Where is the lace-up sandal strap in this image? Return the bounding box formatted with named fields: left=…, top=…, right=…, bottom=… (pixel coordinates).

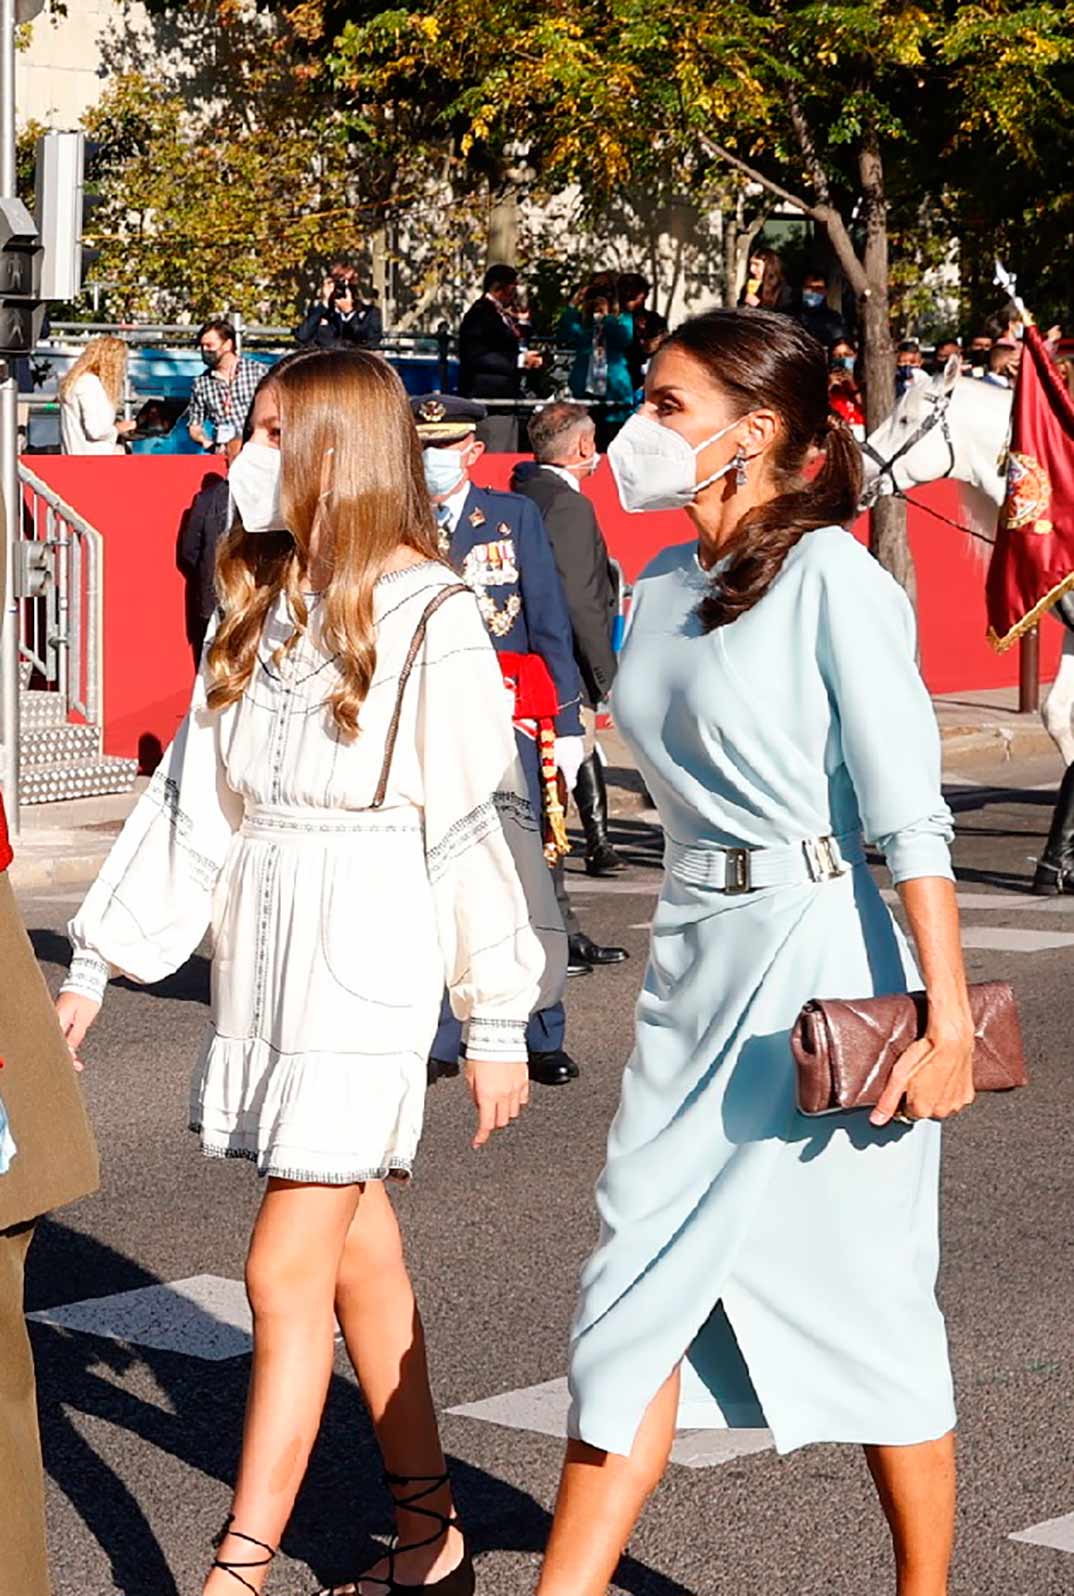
left=382, top=1471, right=458, bottom=1554
left=212, top=1516, right=278, bottom=1595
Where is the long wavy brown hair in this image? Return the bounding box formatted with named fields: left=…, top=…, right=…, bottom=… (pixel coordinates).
left=660, top=310, right=862, bottom=631
left=59, top=335, right=128, bottom=405
left=206, top=349, right=442, bottom=737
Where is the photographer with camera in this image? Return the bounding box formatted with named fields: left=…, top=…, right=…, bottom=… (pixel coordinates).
left=295, top=266, right=383, bottom=351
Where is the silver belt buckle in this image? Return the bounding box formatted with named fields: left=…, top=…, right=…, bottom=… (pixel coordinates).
left=803, top=835, right=845, bottom=883
left=723, top=847, right=752, bottom=894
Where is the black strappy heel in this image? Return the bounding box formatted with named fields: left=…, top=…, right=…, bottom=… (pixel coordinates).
left=212, top=1516, right=278, bottom=1594
left=317, top=1471, right=475, bottom=1596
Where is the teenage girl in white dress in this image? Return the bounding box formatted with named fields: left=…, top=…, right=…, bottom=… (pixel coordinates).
left=56, top=349, right=565, bottom=1595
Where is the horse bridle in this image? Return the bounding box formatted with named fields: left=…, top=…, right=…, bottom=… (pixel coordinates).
left=860, top=388, right=957, bottom=506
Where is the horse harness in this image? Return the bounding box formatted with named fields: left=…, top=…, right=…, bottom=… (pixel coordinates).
left=860, top=387, right=957, bottom=496
left=861, top=386, right=998, bottom=549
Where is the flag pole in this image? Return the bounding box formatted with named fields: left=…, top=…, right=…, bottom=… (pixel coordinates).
left=994, top=260, right=1041, bottom=713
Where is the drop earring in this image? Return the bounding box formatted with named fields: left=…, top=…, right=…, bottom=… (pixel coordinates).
left=734, top=448, right=749, bottom=488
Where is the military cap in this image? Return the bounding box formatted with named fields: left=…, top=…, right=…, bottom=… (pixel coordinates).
left=411, top=392, right=487, bottom=442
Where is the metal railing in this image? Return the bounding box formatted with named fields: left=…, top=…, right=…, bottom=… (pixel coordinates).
left=16, top=462, right=103, bottom=737
left=45, top=319, right=450, bottom=359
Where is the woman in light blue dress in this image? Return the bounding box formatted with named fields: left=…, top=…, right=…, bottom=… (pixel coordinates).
left=537, top=310, right=975, bottom=1596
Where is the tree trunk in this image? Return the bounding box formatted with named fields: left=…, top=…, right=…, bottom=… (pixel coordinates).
left=859, top=135, right=915, bottom=608
left=487, top=183, right=519, bottom=265
left=369, top=225, right=389, bottom=320
left=724, top=187, right=769, bottom=305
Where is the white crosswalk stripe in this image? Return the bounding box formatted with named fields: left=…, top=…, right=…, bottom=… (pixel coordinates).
left=960, top=926, right=1074, bottom=952
left=28, top=1274, right=255, bottom=1360
left=609, top=885, right=1074, bottom=945
left=1010, top=1512, right=1074, bottom=1554
left=446, top=1377, right=775, bottom=1469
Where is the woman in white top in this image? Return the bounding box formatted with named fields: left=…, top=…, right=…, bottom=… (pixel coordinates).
left=56, top=349, right=565, bottom=1596
left=59, top=335, right=136, bottom=455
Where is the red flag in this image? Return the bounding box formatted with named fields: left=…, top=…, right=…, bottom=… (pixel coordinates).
left=987, top=325, right=1074, bottom=650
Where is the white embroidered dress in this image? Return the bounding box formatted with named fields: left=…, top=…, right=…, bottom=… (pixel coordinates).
left=63, top=563, right=565, bottom=1182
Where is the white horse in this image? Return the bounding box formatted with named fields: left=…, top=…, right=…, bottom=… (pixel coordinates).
left=863, top=358, right=1074, bottom=764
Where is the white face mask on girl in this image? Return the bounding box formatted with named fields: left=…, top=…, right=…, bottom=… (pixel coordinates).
left=228, top=441, right=288, bottom=533
left=608, top=413, right=741, bottom=513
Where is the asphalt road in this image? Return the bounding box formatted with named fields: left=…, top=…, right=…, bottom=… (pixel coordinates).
left=15, top=751, right=1074, bottom=1596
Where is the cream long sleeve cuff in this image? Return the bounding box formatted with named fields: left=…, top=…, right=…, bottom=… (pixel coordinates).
left=60, top=948, right=112, bottom=1005
left=463, top=1016, right=528, bottom=1059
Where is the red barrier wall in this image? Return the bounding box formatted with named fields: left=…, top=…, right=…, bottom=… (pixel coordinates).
left=25, top=456, right=225, bottom=764
left=22, top=455, right=1060, bottom=765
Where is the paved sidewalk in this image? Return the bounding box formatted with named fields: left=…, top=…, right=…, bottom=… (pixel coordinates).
left=9, top=780, right=148, bottom=892
left=7, top=688, right=1063, bottom=891
left=932, top=684, right=1059, bottom=769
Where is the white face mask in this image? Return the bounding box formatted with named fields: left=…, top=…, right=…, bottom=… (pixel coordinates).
left=228, top=441, right=288, bottom=533
left=608, top=412, right=741, bottom=513
left=423, top=445, right=470, bottom=498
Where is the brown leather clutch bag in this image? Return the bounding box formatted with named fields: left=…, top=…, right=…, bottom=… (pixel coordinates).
left=791, top=981, right=1027, bottom=1116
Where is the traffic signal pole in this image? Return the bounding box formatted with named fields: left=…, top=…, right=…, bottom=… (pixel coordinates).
left=0, top=0, right=19, bottom=832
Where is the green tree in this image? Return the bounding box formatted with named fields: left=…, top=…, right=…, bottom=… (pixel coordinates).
left=76, top=0, right=379, bottom=323
left=79, top=1, right=498, bottom=326
left=329, top=0, right=1074, bottom=593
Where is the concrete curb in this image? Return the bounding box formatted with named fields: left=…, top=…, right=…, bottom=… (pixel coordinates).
left=937, top=722, right=1057, bottom=771
left=9, top=844, right=116, bottom=891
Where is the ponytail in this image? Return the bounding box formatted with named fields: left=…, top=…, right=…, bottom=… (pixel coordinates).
left=696, top=416, right=863, bottom=633
left=658, top=309, right=864, bottom=634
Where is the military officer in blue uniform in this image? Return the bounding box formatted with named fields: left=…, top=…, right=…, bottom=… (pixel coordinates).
left=413, top=392, right=620, bottom=1085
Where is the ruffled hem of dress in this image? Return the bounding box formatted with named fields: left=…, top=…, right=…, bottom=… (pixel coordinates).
left=188, top=1123, right=414, bottom=1184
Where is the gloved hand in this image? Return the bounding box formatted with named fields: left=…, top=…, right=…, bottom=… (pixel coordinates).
left=554, top=735, right=585, bottom=795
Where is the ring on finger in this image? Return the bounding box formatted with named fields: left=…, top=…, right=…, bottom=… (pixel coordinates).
left=893, top=1111, right=915, bottom=1125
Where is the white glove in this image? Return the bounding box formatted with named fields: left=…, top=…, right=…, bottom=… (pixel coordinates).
left=554, top=735, right=585, bottom=795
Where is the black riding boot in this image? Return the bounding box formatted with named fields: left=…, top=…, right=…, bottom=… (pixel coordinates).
left=574, top=752, right=624, bottom=876
left=1033, top=761, right=1074, bottom=894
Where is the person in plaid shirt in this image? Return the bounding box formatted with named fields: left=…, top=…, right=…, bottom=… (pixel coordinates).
left=188, top=319, right=263, bottom=455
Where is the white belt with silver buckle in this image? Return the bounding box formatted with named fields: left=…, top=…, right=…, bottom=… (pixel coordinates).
left=665, top=830, right=865, bottom=893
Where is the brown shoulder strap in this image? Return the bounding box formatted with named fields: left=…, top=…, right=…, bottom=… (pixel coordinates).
left=371, top=582, right=471, bottom=809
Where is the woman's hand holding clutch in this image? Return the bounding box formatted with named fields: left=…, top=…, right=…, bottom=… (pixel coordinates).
left=870, top=1010, right=975, bottom=1126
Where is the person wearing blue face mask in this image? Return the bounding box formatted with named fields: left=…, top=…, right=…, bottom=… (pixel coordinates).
left=828, top=338, right=865, bottom=438
left=410, top=392, right=618, bottom=1087
left=895, top=339, right=926, bottom=399
left=796, top=269, right=847, bottom=351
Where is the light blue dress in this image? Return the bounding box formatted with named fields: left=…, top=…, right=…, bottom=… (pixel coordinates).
left=568, top=527, right=958, bottom=1457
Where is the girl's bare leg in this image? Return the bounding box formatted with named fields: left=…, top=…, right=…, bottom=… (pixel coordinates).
left=331, top=1181, right=464, bottom=1592
left=203, top=1178, right=363, bottom=1596
left=865, top=1433, right=957, bottom=1596
left=536, top=1367, right=680, bottom=1596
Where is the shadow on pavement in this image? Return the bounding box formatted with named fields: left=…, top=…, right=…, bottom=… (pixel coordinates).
left=28, top=1222, right=687, bottom=1596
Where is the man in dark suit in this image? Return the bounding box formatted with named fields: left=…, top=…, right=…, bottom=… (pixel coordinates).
left=458, top=264, right=543, bottom=452
left=178, top=470, right=230, bottom=668
left=512, top=402, right=626, bottom=893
